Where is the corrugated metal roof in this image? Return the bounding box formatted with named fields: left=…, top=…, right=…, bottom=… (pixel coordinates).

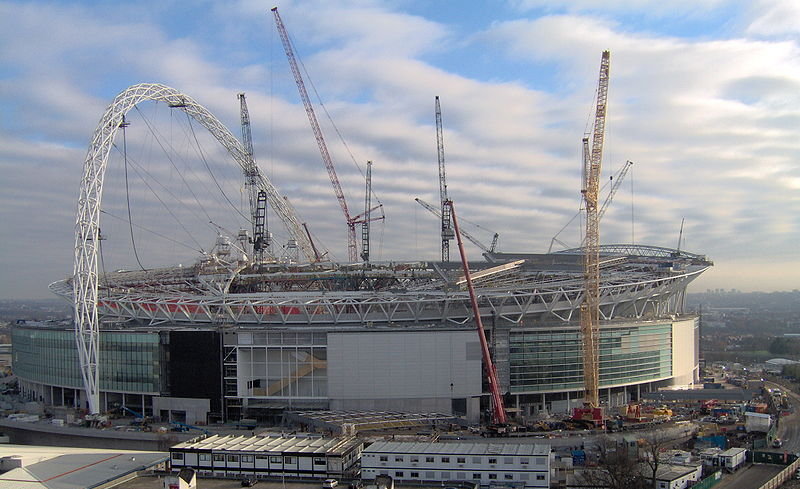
left=173, top=434, right=361, bottom=455
left=363, top=441, right=550, bottom=456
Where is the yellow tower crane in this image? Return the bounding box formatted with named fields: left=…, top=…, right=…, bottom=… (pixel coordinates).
left=580, top=50, right=611, bottom=411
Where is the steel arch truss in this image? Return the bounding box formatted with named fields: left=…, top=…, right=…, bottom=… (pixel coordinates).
left=73, top=83, right=315, bottom=413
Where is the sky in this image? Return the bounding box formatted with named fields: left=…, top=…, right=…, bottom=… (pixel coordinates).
left=1, top=0, right=799, bottom=299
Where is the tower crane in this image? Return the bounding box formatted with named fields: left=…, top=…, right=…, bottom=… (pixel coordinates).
left=547, top=159, right=632, bottom=253
left=435, top=96, right=455, bottom=261
left=598, top=160, right=632, bottom=220
left=579, top=50, right=610, bottom=412
left=361, top=161, right=372, bottom=262
left=415, top=198, right=498, bottom=256
left=271, top=7, right=360, bottom=262
left=238, top=93, right=269, bottom=262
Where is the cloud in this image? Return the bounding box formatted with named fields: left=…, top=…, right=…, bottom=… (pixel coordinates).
left=0, top=0, right=799, bottom=298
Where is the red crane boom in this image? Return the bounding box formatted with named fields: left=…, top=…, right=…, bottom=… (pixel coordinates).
left=271, top=7, right=358, bottom=262
left=448, top=200, right=507, bottom=425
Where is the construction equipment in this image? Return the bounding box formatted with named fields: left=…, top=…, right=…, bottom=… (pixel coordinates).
left=415, top=198, right=498, bottom=256
left=238, top=93, right=270, bottom=262
left=548, top=159, right=631, bottom=253
left=272, top=7, right=361, bottom=262
left=171, top=420, right=211, bottom=435
left=435, top=97, right=454, bottom=261
left=578, top=50, right=610, bottom=413
left=361, top=161, right=372, bottom=262
left=448, top=200, right=508, bottom=431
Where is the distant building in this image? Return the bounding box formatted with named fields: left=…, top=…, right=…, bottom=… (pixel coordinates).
left=361, top=440, right=550, bottom=488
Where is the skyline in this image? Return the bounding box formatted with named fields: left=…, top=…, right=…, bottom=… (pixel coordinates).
left=1, top=0, right=799, bottom=299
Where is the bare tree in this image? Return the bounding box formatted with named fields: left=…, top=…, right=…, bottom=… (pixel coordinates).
left=579, top=436, right=649, bottom=489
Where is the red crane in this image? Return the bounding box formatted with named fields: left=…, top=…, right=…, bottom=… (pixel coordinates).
left=271, top=7, right=358, bottom=262
left=448, top=200, right=507, bottom=426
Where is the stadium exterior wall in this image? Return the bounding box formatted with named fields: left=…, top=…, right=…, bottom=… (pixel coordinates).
left=12, top=316, right=698, bottom=422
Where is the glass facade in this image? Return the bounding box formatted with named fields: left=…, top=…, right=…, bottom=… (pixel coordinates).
left=509, top=323, right=673, bottom=393
left=234, top=331, right=328, bottom=399
left=12, top=327, right=161, bottom=394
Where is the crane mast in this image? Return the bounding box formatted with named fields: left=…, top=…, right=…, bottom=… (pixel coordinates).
left=238, top=93, right=269, bottom=262
left=361, top=161, right=372, bottom=262
left=435, top=97, right=454, bottom=262
left=271, top=7, right=358, bottom=262
left=448, top=200, right=507, bottom=426
left=581, top=50, right=610, bottom=409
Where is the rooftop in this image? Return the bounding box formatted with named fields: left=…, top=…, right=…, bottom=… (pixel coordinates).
left=172, top=434, right=362, bottom=455
left=364, top=440, right=550, bottom=457
left=0, top=445, right=166, bottom=489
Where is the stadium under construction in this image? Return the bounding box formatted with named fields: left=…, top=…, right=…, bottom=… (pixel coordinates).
left=13, top=39, right=712, bottom=427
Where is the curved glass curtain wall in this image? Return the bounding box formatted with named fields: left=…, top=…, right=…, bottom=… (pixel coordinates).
left=508, top=323, right=673, bottom=393
left=12, top=327, right=161, bottom=394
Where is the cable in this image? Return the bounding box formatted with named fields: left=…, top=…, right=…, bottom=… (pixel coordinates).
left=110, top=142, right=207, bottom=253
left=184, top=112, right=250, bottom=223
left=134, top=106, right=216, bottom=226
left=100, top=210, right=204, bottom=254
left=121, top=116, right=147, bottom=271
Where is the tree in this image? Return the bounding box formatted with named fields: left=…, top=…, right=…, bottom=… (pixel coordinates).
left=580, top=436, right=649, bottom=489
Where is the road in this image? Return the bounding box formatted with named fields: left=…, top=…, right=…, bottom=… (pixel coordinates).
left=712, top=464, right=783, bottom=489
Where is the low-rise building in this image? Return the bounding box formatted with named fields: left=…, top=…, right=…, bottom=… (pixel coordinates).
left=169, top=434, right=363, bottom=479
left=362, top=441, right=550, bottom=489
left=654, top=463, right=702, bottom=489
left=718, top=447, right=747, bottom=471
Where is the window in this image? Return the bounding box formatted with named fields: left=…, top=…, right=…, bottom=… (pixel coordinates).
left=380, top=456, right=388, bottom=462
left=442, top=457, right=450, bottom=463
left=519, top=473, right=529, bottom=481
left=213, top=454, right=225, bottom=462
left=504, top=474, right=514, bottom=480
left=270, top=456, right=281, bottom=463
left=535, top=458, right=545, bottom=465
left=242, top=455, right=254, bottom=463
left=395, top=456, right=404, bottom=462
left=425, top=472, right=435, bottom=479
left=472, top=457, right=482, bottom=463
left=441, top=472, right=450, bottom=480
left=488, top=458, right=497, bottom=464
left=488, top=474, right=497, bottom=480
left=426, top=457, right=435, bottom=463
left=284, top=457, right=294, bottom=464
left=256, top=455, right=269, bottom=460
left=228, top=455, right=239, bottom=463
left=536, top=475, right=545, bottom=480
left=472, top=474, right=481, bottom=479
left=504, top=457, right=513, bottom=464
left=411, top=456, right=419, bottom=462
left=457, top=473, right=466, bottom=480
left=199, top=454, right=211, bottom=462
left=171, top=452, right=184, bottom=460
left=314, top=458, right=326, bottom=466
left=457, top=457, right=466, bottom=464
left=410, top=472, right=419, bottom=478
left=395, top=472, right=404, bottom=477
left=520, top=458, right=529, bottom=465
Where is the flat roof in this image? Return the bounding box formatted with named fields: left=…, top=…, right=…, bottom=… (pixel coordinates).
left=719, top=447, right=747, bottom=457
left=364, top=440, right=550, bottom=457
left=172, top=434, right=362, bottom=455
left=656, top=464, right=700, bottom=481
left=0, top=445, right=166, bottom=489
